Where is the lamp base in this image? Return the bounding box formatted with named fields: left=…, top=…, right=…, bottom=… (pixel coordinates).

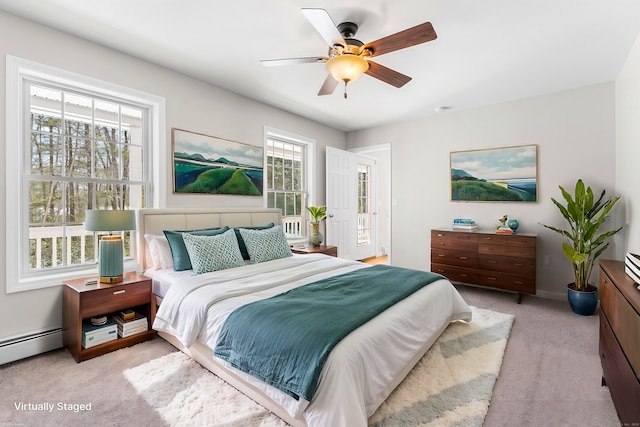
left=98, top=236, right=124, bottom=283
left=99, top=275, right=124, bottom=284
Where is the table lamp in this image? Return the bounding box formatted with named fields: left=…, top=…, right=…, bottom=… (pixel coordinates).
left=85, top=210, right=136, bottom=283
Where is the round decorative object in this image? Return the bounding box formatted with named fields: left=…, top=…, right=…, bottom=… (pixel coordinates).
left=567, top=283, right=598, bottom=316
left=309, top=223, right=323, bottom=247
left=507, top=219, right=519, bottom=232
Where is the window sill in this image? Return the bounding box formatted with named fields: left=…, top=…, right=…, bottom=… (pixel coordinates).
left=7, top=260, right=141, bottom=293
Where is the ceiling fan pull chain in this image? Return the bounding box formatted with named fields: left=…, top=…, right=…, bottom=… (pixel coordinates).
left=344, top=81, right=348, bottom=99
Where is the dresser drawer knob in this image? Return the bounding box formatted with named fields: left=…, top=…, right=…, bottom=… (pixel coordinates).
left=487, top=260, right=497, bottom=264
left=487, top=277, right=497, bottom=281
left=438, top=254, right=446, bottom=257
left=437, top=233, right=443, bottom=237
left=515, top=281, right=524, bottom=284
left=113, top=290, right=126, bottom=295
left=459, top=256, right=468, bottom=260
left=515, top=263, right=524, bottom=267
left=460, top=274, right=468, bottom=277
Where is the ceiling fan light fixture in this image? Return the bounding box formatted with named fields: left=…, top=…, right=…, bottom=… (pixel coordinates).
left=325, top=54, right=369, bottom=83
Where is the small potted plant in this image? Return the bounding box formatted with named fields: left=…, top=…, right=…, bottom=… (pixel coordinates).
left=306, top=206, right=327, bottom=246
left=541, top=179, right=622, bottom=315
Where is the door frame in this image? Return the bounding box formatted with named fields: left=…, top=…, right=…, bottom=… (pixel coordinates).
left=349, top=143, right=392, bottom=264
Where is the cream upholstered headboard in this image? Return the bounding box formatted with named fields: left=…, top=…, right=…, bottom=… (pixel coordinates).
left=135, top=208, right=282, bottom=270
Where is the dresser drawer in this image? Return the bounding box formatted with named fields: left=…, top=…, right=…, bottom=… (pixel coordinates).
left=478, top=242, right=535, bottom=258
left=475, top=270, right=535, bottom=294
left=431, top=263, right=479, bottom=284
left=477, top=233, right=536, bottom=248
left=431, top=249, right=477, bottom=268
left=600, top=311, right=640, bottom=423
left=599, top=271, right=640, bottom=379
left=431, top=230, right=478, bottom=252
left=80, top=281, right=151, bottom=318
left=478, top=253, right=535, bottom=276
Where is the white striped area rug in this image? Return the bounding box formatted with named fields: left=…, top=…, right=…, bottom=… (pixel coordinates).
left=124, top=307, right=514, bottom=427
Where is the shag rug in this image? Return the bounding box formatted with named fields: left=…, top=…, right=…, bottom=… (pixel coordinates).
left=124, top=307, right=514, bottom=427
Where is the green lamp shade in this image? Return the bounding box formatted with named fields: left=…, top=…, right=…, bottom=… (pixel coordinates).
left=85, top=210, right=136, bottom=232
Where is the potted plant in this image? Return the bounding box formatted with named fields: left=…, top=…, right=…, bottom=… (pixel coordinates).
left=306, top=206, right=327, bottom=246
left=541, top=179, right=622, bottom=315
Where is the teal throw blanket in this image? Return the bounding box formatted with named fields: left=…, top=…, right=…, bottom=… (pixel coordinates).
left=214, top=264, right=444, bottom=401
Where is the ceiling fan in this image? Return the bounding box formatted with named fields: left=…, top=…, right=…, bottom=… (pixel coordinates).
left=261, top=8, right=437, bottom=98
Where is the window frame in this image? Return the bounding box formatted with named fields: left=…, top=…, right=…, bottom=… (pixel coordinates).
left=263, top=127, right=315, bottom=239
left=6, top=56, right=166, bottom=293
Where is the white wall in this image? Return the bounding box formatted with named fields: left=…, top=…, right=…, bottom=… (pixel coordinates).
left=615, top=33, right=640, bottom=257
left=0, top=11, right=346, bottom=341
left=347, top=83, right=618, bottom=299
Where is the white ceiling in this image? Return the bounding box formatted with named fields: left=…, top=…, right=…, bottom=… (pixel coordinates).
left=2, top=0, right=640, bottom=132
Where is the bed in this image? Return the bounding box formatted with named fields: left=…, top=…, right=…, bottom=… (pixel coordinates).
left=135, top=208, right=472, bottom=427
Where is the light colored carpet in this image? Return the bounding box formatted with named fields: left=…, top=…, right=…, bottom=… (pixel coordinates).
left=123, top=307, right=514, bottom=427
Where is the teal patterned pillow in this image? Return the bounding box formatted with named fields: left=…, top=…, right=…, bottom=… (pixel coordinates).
left=234, top=223, right=275, bottom=260
left=182, top=229, right=245, bottom=274
left=164, top=226, right=229, bottom=271
left=239, top=225, right=292, bottom=264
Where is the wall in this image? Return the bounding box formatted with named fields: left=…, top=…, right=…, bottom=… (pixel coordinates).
left=347, top=83, right=618, bottom=299
left=0, top=11, right=346, bottom=341
left=615, top=32, right=640, bottom=257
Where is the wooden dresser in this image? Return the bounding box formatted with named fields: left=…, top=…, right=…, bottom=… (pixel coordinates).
left=598, top=260, right=640, bottom=424
left=430, top=228, right=536, bottom=301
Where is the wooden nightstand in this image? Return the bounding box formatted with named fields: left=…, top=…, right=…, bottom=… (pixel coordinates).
left=291, top=245, right=338, bottom=257
left=62, top=272, right=156, bottom=362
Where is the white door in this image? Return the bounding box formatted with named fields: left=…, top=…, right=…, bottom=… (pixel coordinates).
left=325, top=147, right=378, bottom=260
left=325, top=147, right=357, bottom=259
left=353, top=157, right=377, bottom=261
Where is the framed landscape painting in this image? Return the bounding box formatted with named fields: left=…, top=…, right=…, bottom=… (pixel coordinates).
left=450, top=144, right=538, bottom=202
left=172, top=128, right=263, bottom=195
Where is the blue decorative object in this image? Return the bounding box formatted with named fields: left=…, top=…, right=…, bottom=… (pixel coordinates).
left=507, top=219, right=519, bottom=232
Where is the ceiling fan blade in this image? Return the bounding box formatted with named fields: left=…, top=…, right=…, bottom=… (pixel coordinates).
left=261, top=57, right=326, bottom=66
left=318, top=74, right=339, bottom=96
left=365, top=61, right=412, bottom=88
left=302, top=8, right=346, bottom=47
left=364, top=22, right=437, bottom=58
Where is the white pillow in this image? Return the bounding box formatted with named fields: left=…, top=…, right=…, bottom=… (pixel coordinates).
left=144, top=234, right=174, bottom=270
left=182, top=229, right=245, bottom=274
left=238, top=225, right=292, bottom=264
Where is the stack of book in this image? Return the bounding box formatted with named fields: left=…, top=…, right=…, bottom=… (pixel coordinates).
left=496, top=227, right=513, bottom=235
left=112, top=311, right=148, bottom=338
left=452, top=218, right=478, bottom=231
left=82, top=320, right=117, bottom=349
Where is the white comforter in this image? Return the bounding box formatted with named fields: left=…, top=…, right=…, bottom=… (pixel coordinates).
left=153, top=254, right=472, bottom=427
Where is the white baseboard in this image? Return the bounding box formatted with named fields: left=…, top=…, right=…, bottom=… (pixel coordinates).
left=0, top=328, right=63, bottom=365
left=535, top=289, right=566, bottom=301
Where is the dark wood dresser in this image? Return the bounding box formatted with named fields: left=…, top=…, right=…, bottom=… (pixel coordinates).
left=430, top=228, right=536, bottom=301
left=598, top=259, right=640, bottom=424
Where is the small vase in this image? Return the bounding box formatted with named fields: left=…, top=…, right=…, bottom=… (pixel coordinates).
left=507, top=219, right=519, bottom=233
left=309, top=223, right=323, bottom=246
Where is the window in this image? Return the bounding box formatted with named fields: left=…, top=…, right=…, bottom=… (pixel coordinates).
left=6, top=56, right=165, bottom=292
left=357, top=163, right=372, bottom=246
left=264, top=128, right=314, bottom=239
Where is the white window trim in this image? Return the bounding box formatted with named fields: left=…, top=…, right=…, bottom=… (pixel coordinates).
left=263, top=126, right=316, bottom=204
left=5, top=55, right=166, bottom=293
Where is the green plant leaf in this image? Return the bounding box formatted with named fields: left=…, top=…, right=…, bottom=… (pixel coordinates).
left=542, top=179, right=622, bottom=288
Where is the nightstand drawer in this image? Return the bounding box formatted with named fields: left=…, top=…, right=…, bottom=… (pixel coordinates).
left=80, top=281, right=151, bottom=318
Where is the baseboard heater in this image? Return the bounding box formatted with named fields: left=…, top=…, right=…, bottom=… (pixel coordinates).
left=0, top=328, right=63, bottom=365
